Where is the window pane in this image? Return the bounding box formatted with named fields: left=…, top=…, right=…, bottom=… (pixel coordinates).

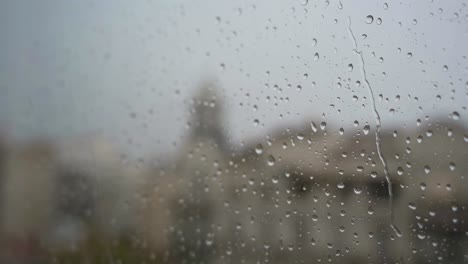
left=1, top=1, right=467, bottom=263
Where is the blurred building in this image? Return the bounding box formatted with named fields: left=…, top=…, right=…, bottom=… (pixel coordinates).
left=0, top=137, right=143, bottom=263
left=0, top=83, right=466, bottom=264
left=140, top=83, right=468, bottom=264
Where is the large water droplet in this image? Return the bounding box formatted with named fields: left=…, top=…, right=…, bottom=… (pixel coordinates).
left=365, top=15, right=374, bottom=24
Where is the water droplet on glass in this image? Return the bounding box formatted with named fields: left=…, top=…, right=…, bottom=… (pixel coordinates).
left=320, top=121, right=327, bottom=130
left=255, top=144, right=264, bottom=155
left=365, top=15, right=374, bottom=24
left=353, top=187, right=362, bottom=194
left=347, top=63, right=354, bottom=72
left=310, top=121, right=318, bottom=132
left=363, top=125, right=370, bottom=135
left=267, top=155, right=276, bottom=166
left=449, top=162, right=456, bottom=171
left=424, top=165, right=431, bottom=174
left=314, top=52, right=320, bottom=61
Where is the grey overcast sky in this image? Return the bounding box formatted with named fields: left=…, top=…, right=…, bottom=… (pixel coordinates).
left=0, top=0, right=467, bottom=158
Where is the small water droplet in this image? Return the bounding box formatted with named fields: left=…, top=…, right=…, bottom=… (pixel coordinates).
left=310, top=121, right=318, bottom=132
left=320, top=121, right=327, bottom=130
left=255, top=144, right=263, bottom=155
left=267, top=155, right=276, bottom=166
left=424, top=165, right=431, bottom=174
left=449, top=162, right=456, bottom=171
left=363, top=125, right=370, bottom=135
left=353, top=187, right=362, bottom=194
left=314, top=52, right=320, bottom=61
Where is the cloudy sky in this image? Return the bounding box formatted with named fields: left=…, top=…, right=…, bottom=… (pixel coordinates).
left=1, top=0, right=467, bottom=158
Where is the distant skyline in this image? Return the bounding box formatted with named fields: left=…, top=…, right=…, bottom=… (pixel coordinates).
left=1, top=0, right=467, bottom=158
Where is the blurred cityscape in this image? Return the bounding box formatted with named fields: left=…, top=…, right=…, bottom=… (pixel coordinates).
left=0, top=83, right=467, bottom=264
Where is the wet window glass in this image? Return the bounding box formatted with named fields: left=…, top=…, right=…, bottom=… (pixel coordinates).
left=1, top=1, right=467, bottom=263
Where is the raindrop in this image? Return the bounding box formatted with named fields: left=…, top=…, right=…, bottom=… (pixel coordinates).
left=424, top=165, right=431, bottom=174
left=255, top=144, right=264, bottom=155
left=365, top=15, right=374, bottom=24
left=420, top=182, right=426, bottom=191
left=297, top=133, right=305, bottom=140
left=314, top=52, right=320, bottom=61
left=417, top=233, right=426, bottom=240
left=310, top=121, right=318, bottom=132
left=267, top=155, right=276, bottom=166
left=347, top=63, right=354, bottom=72
left=353, top=187, right=362, bottom=194
left=449, top=162, right=456, bottom=171
left=363, top=125, right=370, bottom=135
left=443, top=65, right=448, bottom=71
left=320, top=121, right=327, bottom=130
left=272, top=176, right=279, bottom=184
